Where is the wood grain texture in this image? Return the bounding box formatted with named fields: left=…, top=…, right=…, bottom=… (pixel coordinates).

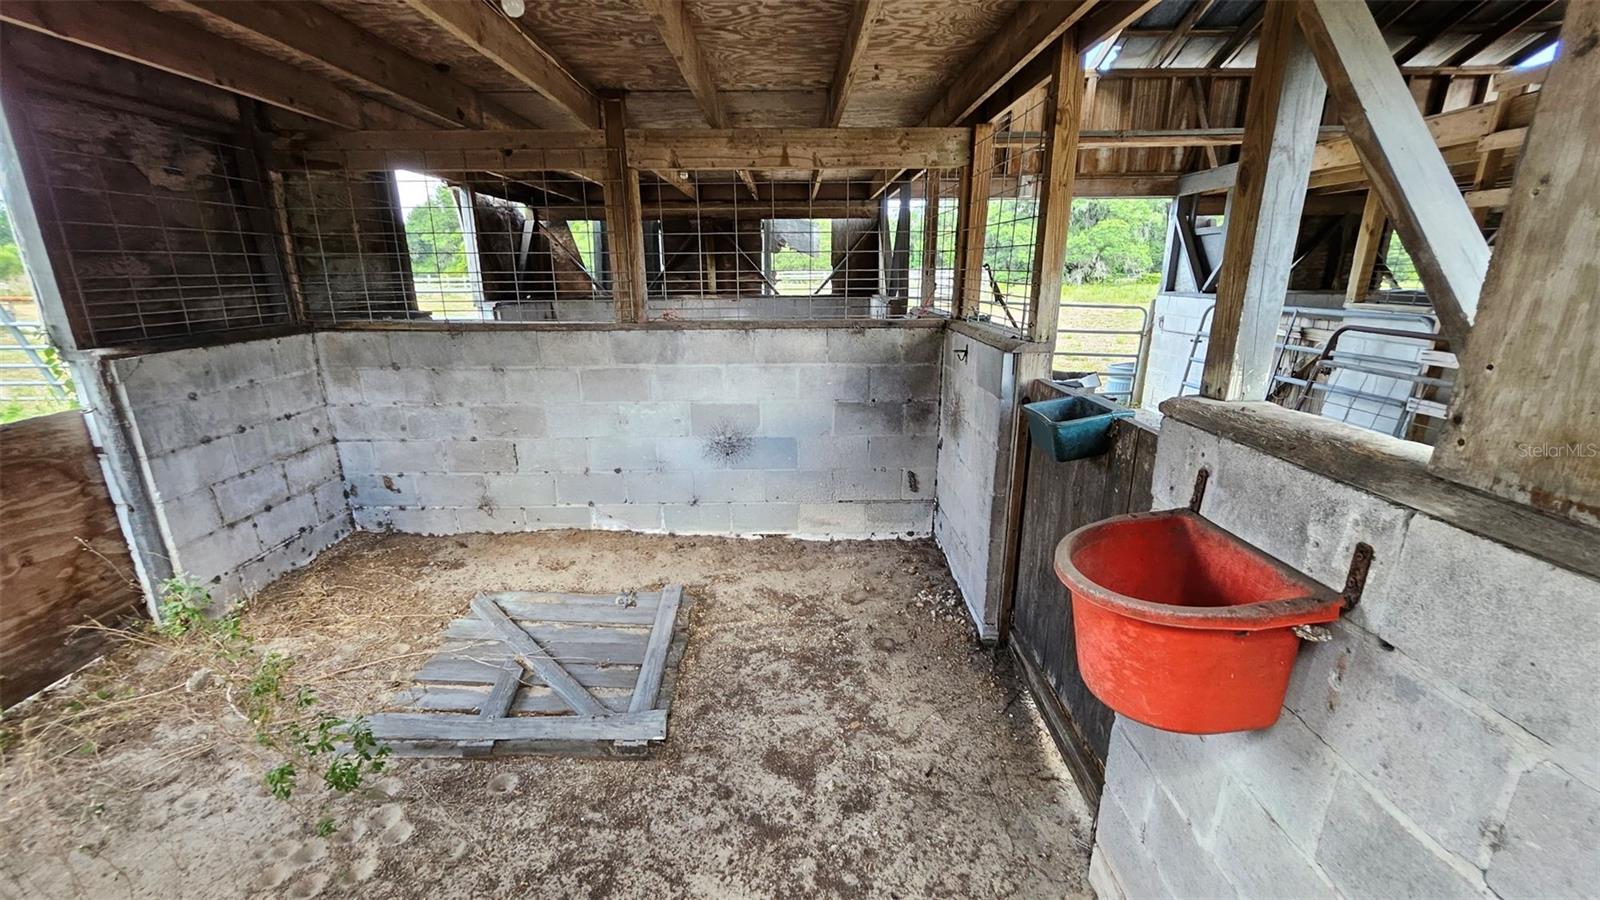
left=629, top=585, right=682, bottom=713
left=921, top=0, right=1098, bottom=126
left=683, top=0, right=854, bottom=91
left=824, top=0, right=886, bottom=127
left=469, top=594, right=608, bottom=716
left=1, top=412, right=140, bottom=707
left=1028, top=38, right=1083, bottom=344
left=370, top=710, right=667, bottom=742
left=640, top=0, right=730, bottom=127
left=1430, top=0, right=1600, bottom=524
left=626, top=127, right=971, bottom=170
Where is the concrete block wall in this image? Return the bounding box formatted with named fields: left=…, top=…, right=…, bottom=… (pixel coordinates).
left=1140, top=292, right=1212, bottom=411
left=1090, top=414, right=1600, bottom=900
left=108, top=335, right=350, bottom=603
left=316, top=326, right=941, bottom=538
left=933, top=329, right=1018, bottom=638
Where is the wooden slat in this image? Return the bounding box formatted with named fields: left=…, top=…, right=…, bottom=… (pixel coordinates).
left=824, top=0, right=885, bottom=127
left=492, top=597, right=657, bottom=625
left=629, top=585, right=683, bottom=713
left=470, top=594, right=608, bottom=717
left=918, top=172, right=941, bottom=309
left=1430, top=0, right=1600, bottom=523
left=277, top=130, right=606, bottom=152
left=397, top=684, right=633, bottom=715
left=174, top=0, right=527, bottom=130
left=1463, top=187, right=1512, bottom=209
left=370, top=710, right=667, bottom=743
left=920, top=0, right=1099, bottom=127
left=626, top=128, right=971, bottom=171
left=602, top=99, right=647, bottom=323
left=478, top=660, right=524, bottom=720
left=1148, top=0, right=1215, bottom=69
left=956, top=122, right=995, bottom=317
left=443, top=627, right=648, bottom=666
left=1078, top=126, right=1344, bottom=147
left=0, top=0, right=412, bottom=130
left=1200, top=0, right=1327, bottom=401
left=1076, top=0, right=1166, bottom=52
left=1297, top=0, right=1491, bottom=350
left=417, top=654, right=639, bottom=690
left=1027, top=37, right=1083, bottom=344
left=1346, top=190, right=1387, bottom=301
left=398, top=0, right=599, bottom=129
left=1477, top=126, right=1528, bottom=154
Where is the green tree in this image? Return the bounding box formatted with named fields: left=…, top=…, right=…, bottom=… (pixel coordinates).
left=403, top=185, right=467, bottom=277
left=0, top=201, right=25, bottom=284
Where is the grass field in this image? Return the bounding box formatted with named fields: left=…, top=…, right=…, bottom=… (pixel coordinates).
left=1054, top=280, right=1159, bottom=380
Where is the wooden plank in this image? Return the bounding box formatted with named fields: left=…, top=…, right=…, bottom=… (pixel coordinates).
left=417, top=654, right=639, bottom=690
left=625, top=128, right=971, bottom=171
left=602, top=98, right=647, bottom=324
left=1297, top=0, right=1491, bottom=350
left=398, top=0, right=599, bottom=129
left=397, top=684, right=633, bottom=715
left=1200, top=0, right=1326, bottom=401
left=478, top=660, right=524, bottom=720
left=1028, top=37, right=1083, bottom=345
left=639, top=0, right=727, bottom=128
left=629, top=585, right=683, bottom=713
left=1430, top=0, right=1600, bottom=524
left=174, top=0, right=528, bottom=130
left=1077, top=126, right=1345, bottom=147
left=443, top=628, right=648, bottom=666
left=1148, top=0, right=1216, bottom=69
left=824, top=0, right=885, bottom=127
left=371, top=710, right=667, bottom=743
left=1476, top=126, right=1528, bottom=154
left=487, top=589, right=661, bottom=608
left=277, top=129, right=606, bottom=152
left=0, top=0, right=414, bottom=130
left=1207, top=1, right=1265, bottom=68
left=956, top=122, right=995, bottom=318
left=490, top=595, right=658, bottom=625
left=470, top=594, right=608, bottom=717
left=1346, top=190, right=1387, bottom=301
left=1493, top=61, right=1551, bottom=93
left=919, top=172, right=941, bottom=310
left=0, top=412, right=141, bottom=707
left=1076, top=0, right=1166, bottom=51
left=1463, top=187, right=1512, bottom=209
left=920, top=0, right=1099, bottom=127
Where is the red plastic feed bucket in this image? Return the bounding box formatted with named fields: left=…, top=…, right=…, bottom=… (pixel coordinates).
left=1054, top=509, right=1345, bottom=734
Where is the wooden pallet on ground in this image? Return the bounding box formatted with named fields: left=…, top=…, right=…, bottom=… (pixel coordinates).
left=371, top=586, right=687, bottom=757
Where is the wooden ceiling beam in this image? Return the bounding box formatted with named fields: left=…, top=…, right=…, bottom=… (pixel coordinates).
left=0, top=0, right=418, bottom=129
left=824, top=0, right=885, bottom=127
left=1077, top=0, right=1166, bottom=50
left=172, top=0, right=530, bottom=130
left=919, top=0, right=1101, bottom=126
left=1148, top=0, right=1215, bottom=68
left=627, top=128, right=972, bottom=171
left=399, top=0, right=598, bottom=129
left=1093, top=65, right=1513, bottom=79
left=1206, top=2, right=1264, bottom=68
left=639, top=0, right=727, bottom=128
left=1391, top=0, right=1491, bottom=66
left=1444, top=0, right=1557, bottom=67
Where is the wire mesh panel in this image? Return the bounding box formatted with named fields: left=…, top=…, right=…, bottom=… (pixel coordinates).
left=963, top=99, right=1049, bottom=337
left=10, top=91, right=290, bottom=348
left=638, top=169, right=957, bottom=321
left=274, top=144, right=619, bottom=325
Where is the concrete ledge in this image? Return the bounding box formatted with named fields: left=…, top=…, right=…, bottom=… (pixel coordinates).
left=946, top=319, right=1054, bottom=353
left=1159, top=398, right=1599, bottom=581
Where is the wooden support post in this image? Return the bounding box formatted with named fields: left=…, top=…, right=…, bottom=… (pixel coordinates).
left=1297, top=0, right=1490, bottom=350
left=601, top=98, right=646, bottom=323
left=956, top=122, right=995, bottom=318
left=919, top=173, right=941, bottom=310
left=1027, top=36, right=1084, bottom=345
left=1430, top=1, right=1600, bottom=523
left=1200, top=0, right=1326, bottom=401
left=1346, top=189, right=1386, bottom=301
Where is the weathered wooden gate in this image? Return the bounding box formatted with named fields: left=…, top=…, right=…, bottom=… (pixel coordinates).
left=1006, top=380, right=1159, bottom=807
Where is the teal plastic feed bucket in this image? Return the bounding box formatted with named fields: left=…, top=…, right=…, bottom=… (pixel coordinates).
left=1023, top=396, right=1133, bottom=462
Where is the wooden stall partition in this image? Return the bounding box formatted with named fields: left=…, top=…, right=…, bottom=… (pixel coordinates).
left=1, top=411, right=140, bottom=708
left=1007, top=379, right=1158, bottom=808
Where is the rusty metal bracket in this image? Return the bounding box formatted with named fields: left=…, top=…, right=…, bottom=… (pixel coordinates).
left=1189, top=466, right=1210, bottom=513
left=1340, top=542, right=1375, bottom=610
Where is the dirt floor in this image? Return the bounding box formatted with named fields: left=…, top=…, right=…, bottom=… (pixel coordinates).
left=0, top=531, right=1094, bottom=899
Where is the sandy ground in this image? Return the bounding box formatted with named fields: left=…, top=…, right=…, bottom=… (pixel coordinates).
left=0, top=531, right=1093, bottom=899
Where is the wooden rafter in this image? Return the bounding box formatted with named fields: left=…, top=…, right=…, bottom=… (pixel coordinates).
left=1299, top=0, right=1491, bottom=348
left=1148, top=0, right=1215, bottom=68
left=1028, top=37, right=1085, bottom=344
left=1391, top=0, right=1490, bottom=66
left=399, top=0, right=598, bottom=129
left=1444, top=0, right=1556, bottom=67
left=824, top=0, right=884, bottom=127
left=626, top=128, right=971, bottom=171
left=0, top=0, right=417, bottom=129
left=172, top=1, right=530, bottom=130
left=920, top=0, right=1100, bottom=126
left=1206, top=2, right=1264, bottom=68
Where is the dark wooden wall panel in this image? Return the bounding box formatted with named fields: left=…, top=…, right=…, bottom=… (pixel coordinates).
left=1, top=411, right=140, bottom=707
left=1009, top=380, right=1159, bottom=807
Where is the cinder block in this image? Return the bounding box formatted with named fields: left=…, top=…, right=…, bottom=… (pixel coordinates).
left=867, top=434, right=938, bottom=468
left=868, top=365, right=940, bottom=402
left=663, top=502, right=731, bottom=534
left=758, top=401, right=834, bottom=438
left=1102, top=725, right=1158, bottom=826
left=1141, top=788, right=1238, bottom=899
left=335, top=440, right=374, bottom=475
left=593, top=503, right=662, bottom=531
left=827, top=329, right=896, bottom=363
left=835, top=402, right=904, bottom=436
left=513, top=437, right=589, bottom=472
left=764, top=470, right=840, bottom=503
left=348, top=472, right=416, bottom=506
left=1209, top=780, right=1338, bottom=898
left=1091, top=793, right=1168, bottom=900
left=904, top=401, right=939, bottom=436
left=329, top=404, right=409, bottom=441
left=693, top=470, right=763, bottom=502
left=731, top=502, right=798, bottom=533
left=313, top=477, right=348, bottom=522
left=443, top=439, right=516, bottom=473
left=813, top=365, right=870, bottom=401
left=316, top=332, right=392, bottom=369
left=798, top=502, right=866, bottom=535
left=454, top=506, right=525, bottom=534
left=132, top=402, right=200, bottom=456
left=403, top=406, right=472, bottom=441
left=500, top=367, right=580, bottom=400
left=676, top=329, right=753, bottom=362
left=387, top=332, right=462, bottom=368
left=283, top=444, right=338, bottom=495
left=268, top=411, right=329, bottom=459
left=1316, top=773, right=1482, bottom=900
left=831, top=468, right=902, bottom=501
left=533, top=331, right=617, bottom=366
left=895, top=329, right=942, bottom=364
left=651, top=366, right=727, bottom=401
left=147, top=439, right=240, bottom=500
left=467, top=405, right=546, bottom=439
left=655, top=436, right=716, bottom=471
left=691, top=402, right=760, bottom=436
left=615, top=402, right=690, bottom=437
left=261, top=372, right=324, bottom=416
left=253, top=492, right=318, bottom=551
left=796, top=436, right=870, bottom=470
left=385, top=507, right=459, bottom=535
left=749, top=329, right=827, bottom=363
left=901, top=468, right=933, bottom=499
left=863, top=501, right=932, bottom=534
left=412, top=473, right=488, bottom=507
left=556, top=472, right=627, bottom=505
left=524, top=506, right=594, bottom=529
left=1487, top=763, right=1600, bottom=900
left=1205, top=711, right=1341, bottom=852
left=227, top=423, right=278, bottom=475
left=483, top=473, right=556, bottom=507
left=175, top=520, right=261, bottom=582
left=319, top=365, right=362, bottom=405
left=359, top=367, right=436, bottom=405
left=1285, top=626, right=1519, bottom=860
left=608, top=330, right=687, bottom=365
left=581, top=367, right=650, bottom=402
left=368, top=440, right=443, bottom=472
left=351, top=504, right=392, bottom=532
left=160, top=489, right=224, bottom=548
left=588, top=437, right=659, bottom=472
left=722, top=365, right=798, bottom=401
left=432, top=367, right=504, bottom=403
left=624, top=471, right=695, bottom=504
left=727, top=437, right=798, bottom=470
left=543, top=403, right=620, bottom=438
left=1117, top=718, right=1226, bottom=831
